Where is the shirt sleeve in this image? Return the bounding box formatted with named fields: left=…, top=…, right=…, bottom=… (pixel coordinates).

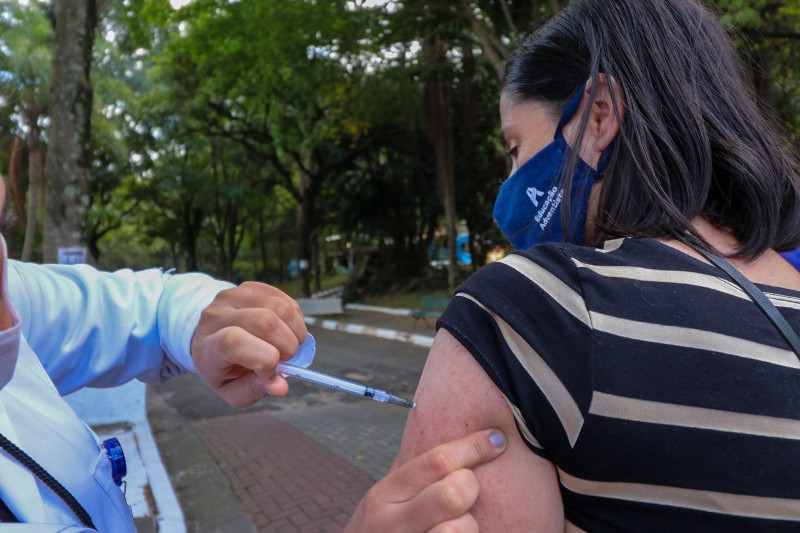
left=0, top=525, right=94, bottom=532
left=436, top=244, right=594, bottom=463
left=6, top=261, right=234, bottom=395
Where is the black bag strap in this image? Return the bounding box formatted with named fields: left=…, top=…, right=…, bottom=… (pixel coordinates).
left=0, top=495, right=19, bottom=522
left=696, top=248, right=800, bottom=359
left=0, top=433, right=96, bottom=529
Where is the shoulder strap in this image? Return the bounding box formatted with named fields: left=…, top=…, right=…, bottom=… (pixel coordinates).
left=0, top=433, right=96, bottom=529
left=0, top=495, right=19, bottom=522
left=696, top=248, right=800, bottom=358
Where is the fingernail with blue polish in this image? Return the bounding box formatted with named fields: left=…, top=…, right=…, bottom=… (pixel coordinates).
left=489, top=430, right=506, bottom=450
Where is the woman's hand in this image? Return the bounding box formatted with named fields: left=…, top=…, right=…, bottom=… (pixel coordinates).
left=346, top=429, right=507, bottom=533
left=190, top=282, right=307, bottom=408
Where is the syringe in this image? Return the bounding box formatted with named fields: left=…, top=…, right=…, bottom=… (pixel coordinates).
left=277, top=362, right=416, bottom=409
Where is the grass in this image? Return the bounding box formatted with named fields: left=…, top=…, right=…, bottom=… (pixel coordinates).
left=360, top=288, right=451, bottom=310
left=272, top=269, right=462, bottom=309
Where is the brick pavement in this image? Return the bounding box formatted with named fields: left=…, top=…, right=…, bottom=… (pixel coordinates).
left=272, top=401, right=408, bottom=482
left=151, top=316, right=429, bottom=532
left=197, top=410, right=376, bottom=532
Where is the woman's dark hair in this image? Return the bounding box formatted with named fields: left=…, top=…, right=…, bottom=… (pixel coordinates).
left=503, top=0, right=800, bottom=257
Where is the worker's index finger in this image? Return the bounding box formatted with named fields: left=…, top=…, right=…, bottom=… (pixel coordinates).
left=219, top=282, right=301, bottom=312
left=384, top=429, right=506, bottom=502
left=216, top=283, right=306, bottom=341
left=422, top=429, right=506, bottom=481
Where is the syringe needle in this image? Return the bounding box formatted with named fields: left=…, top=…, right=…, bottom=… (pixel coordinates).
left=277, top=363, right=416, bottom=409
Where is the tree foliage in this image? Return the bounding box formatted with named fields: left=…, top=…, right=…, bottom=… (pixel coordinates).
left=0, top=0, right=52, bottom=260
left=0, top=0, right=796, bottom=297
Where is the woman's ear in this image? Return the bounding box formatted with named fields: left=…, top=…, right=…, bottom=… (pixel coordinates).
left=564, top=74, right=624, bottom=169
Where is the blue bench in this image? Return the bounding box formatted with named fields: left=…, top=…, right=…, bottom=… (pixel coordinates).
left=410, top=295, right=452, bottom=327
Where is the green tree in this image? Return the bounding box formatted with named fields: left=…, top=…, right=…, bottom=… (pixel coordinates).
left=378, top=0, right=535, bottom=288
left=142, top=0, right=378, bottom=294
left=86, top=18, right=148, bottom=263
left=129, top=135, right=209, bottom=272
left=0, top=0, right=52, bottom=261
left=29, top=0, right=794, bottom=291
left=713, top=1, right=800, bottom=140
left=455, top=0, right=559, bottom=77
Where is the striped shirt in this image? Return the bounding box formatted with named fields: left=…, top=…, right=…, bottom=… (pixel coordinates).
left=437, top=237, right=800, bottom=532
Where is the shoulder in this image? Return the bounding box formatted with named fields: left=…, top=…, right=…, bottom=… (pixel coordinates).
left=397, top=328, right=565, bottom=531
left=435, top=238, right=676, bottom=458
left=439, top=240, right=635, bottom=359
left=448, top=239, right=637, bottom=327
left=455, top=242, right=584, bottom=307
left=457, top=238, right=643, bottom=296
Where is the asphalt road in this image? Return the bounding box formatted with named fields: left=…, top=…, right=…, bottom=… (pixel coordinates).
left=148, top=325, right=430, bottom=532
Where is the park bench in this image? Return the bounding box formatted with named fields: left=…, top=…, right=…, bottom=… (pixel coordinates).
left=410, top=295, right=452, bottom=327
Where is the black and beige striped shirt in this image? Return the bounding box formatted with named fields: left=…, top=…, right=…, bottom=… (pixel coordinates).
left=438, top=237, right=800, bottom=531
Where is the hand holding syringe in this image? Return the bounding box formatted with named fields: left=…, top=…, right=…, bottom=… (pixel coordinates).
left=277, top=362, right=416, bottom=408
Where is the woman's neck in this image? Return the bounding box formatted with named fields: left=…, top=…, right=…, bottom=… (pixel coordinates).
left=658, top=217, right=800, bottom=291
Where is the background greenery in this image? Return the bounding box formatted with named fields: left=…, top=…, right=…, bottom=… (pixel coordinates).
left=1, top=0, right=798, bottom=301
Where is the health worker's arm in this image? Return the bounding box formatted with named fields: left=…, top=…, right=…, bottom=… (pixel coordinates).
left=394, top=329, right=565, bottom=531
left=0, top=524, right=95, bottom=532
left=7, top=261, right=233, bottom=395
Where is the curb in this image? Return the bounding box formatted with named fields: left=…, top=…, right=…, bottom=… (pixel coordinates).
left=135, top=422, right=186, bottom=532
left=344, top=303, right=415, bottom=316
left=304, top=316, right=434, bottom=348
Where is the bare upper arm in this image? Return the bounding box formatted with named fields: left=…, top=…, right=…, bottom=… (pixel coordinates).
left=397, top=328, right=564, bottom=531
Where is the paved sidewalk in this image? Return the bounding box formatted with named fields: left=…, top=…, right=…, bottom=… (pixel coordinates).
left=199, top=411, right=372, bottom=531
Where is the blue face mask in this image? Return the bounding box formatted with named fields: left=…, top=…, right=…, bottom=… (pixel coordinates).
left=493, top=86, right=612, bottom=250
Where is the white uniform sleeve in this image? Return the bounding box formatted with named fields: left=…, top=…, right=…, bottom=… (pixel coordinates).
left=0, top=525, right=94, bottom=532
left=6, top=260, right=234, bottom=395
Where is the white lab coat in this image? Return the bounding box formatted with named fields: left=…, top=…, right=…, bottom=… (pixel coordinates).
left=0, top=244, right=234, bottom=532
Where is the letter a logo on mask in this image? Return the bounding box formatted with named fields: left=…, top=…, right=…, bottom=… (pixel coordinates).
left=527, top=187, right=544, bottom=207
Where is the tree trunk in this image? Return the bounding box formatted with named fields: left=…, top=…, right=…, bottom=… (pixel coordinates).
left=278, top=222, right=285, bottom=283
left=424, top=36, right=458, bottom=292
left=43, top=0, right=97, bottom=263
left=258, top=210, right=268, bottom=280
left=7, top=137, right=26, bottom=230
left=296, top=199, right=313, bottom=298
left=23, top=123, right=44, bottom=262
left=183, top=205, right=201, bottom=272
left=224, top=201, right=242, bottom=281
left=311, top=231, right=321, bottom=293
left=296, top=160, right=320, bottom=298
left=461, top=5, right=508, bottom=78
